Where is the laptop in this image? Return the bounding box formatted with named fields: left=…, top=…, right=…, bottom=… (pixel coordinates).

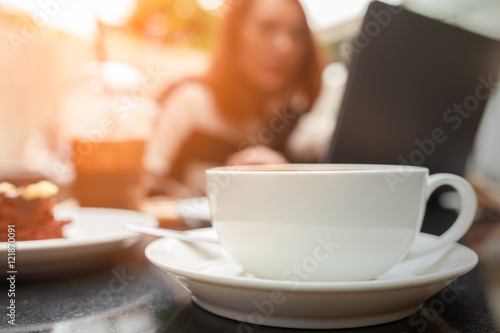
left=325, top=1, right=500, bottom=177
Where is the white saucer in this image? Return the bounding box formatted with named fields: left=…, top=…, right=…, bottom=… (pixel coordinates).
left=146, top=228, right=478, bottom=329
left=0, top=208, right=158, bottom=276
left=176, top=197, right=211, bottom=225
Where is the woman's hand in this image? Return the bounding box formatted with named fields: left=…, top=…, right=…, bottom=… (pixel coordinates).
left=225, top=145, right=288, bottom=166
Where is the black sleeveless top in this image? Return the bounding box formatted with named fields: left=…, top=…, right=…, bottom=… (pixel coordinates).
left=157, top=81, right=300, bottom=183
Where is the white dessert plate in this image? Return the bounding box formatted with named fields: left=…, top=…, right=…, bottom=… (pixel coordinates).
left=0, top=208, right=158, bottom=275
left=146, top=228, right=478, bottom=329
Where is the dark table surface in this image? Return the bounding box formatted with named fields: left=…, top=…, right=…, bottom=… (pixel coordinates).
left=2, top=202, right=500, bottom=333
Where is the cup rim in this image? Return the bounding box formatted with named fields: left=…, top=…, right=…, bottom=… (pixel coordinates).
left=206, top=163, right=429, bottom=175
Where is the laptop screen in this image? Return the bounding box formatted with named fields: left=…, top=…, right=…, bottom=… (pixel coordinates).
left=325, top=1, right=500, bottom=176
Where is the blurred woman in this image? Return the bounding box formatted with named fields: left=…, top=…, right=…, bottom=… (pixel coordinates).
left=146, top=0, right=322, bottom=196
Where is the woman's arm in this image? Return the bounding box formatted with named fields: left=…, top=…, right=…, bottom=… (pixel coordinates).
left=224, top=145, right=288, bottom=166
left=145, top=86, right=196, bottom=178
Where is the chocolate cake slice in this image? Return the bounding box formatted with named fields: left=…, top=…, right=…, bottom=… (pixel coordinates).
left=0, top=181, right=70, bottom=241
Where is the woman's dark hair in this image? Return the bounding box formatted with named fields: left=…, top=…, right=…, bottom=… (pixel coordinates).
left=160, top=0, right=323, bottom=122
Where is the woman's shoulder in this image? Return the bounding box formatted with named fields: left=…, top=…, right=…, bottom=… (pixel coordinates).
left=158, top=79, right=214, bottom=108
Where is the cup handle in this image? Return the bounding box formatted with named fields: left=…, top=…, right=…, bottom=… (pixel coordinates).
left=406, top=173, right=477, bottom=259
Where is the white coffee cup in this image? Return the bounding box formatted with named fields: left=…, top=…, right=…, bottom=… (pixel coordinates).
left=206, top=164, right=476, bottom=282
